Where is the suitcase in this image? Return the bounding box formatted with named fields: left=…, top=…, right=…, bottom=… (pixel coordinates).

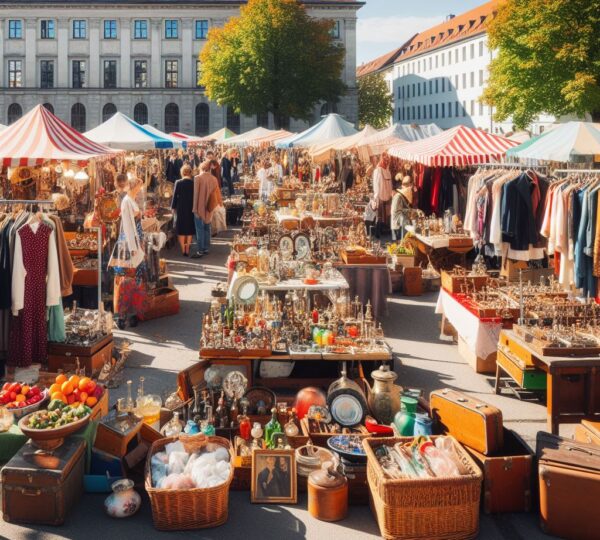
left=430, top=388, right=503, bottom=455
left=574, top=420, right=600, bottom=446
left=1, top=438, right=85, bottom=525
left=465, top=428, right=533, bottom=514
left=537, top=431, right=600, bottom=540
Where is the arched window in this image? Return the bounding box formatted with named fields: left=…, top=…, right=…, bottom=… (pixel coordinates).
left=71, top=103, right=86, bottom=132
left=164, top=103, right=179, bottom=133
left=195, top=103, right=209, bottom=135
left=133, top=103, right=148, bottom=125
left=102, top=103, right=117, bottom=122
left=7, top=103, right=22, bottom=124
left=257, top=112, right=269, bottom=128
left=226, top=107, right=240, bottom=133
left=42, top=103, right=54, bottom=114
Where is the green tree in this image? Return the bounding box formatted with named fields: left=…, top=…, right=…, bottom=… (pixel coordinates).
left=482, top=0, right=600, bottom=128
left=200, top=0, right=346, bottom=128
left=358, top=73, right=393, bottom=129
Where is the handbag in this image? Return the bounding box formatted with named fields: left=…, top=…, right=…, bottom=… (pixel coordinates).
left=206, top=187, right=219, bottom=213
left=108, top=238, right=145, bottom=269
left=211, top=206, right=227, bottom=235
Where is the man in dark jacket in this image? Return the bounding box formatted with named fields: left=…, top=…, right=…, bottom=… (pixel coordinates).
left=165, top=151, right=183, bottom=183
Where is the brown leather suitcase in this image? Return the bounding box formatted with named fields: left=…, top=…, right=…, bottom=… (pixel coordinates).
left=402, top=266, right=422, bottom=296
left=574, top=420, right=600, bottom=446
left=1, top=438, right=85, bottom=525
left=430, top=388, right=503, bottom=455
left=465, top=428, right=533, bottom=514
left=537, top=431, right=600, bottom=540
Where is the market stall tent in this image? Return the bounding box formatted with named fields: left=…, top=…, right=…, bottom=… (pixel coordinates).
left=385, top=123, right=442, bottom=142
left=387, top=125, right=518, bottom=167
left=0, top=104, right=120, bottom=166
left=84, top=112, right=179, bottom=150
left=170, top=132, right=205, bottom=145
left=249, top=129, right=294, bottom=146
left=309, top=125, right=379, bottom=163
left=506, top=121, right=600, bottom=162
left=142, top=125, right=186, bottom=148
left=222, top=127, right=281, bottom=146
left=276, top=114, right=357, bottom=148
left=198, top=127, right=236, bottom=143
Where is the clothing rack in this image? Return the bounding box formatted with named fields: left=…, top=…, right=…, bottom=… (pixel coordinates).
left=554, top=169, right=600, bottom=176
left=479, top=163, right=549, bottom=172
left=0, top=199, right=55, bottom=206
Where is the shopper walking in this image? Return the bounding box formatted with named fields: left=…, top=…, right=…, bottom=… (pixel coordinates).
left=372, top=152, right=393, bottom=239
left=192, top=160, right=220, bottom=258
left=171, top=164, right=196, bottom=257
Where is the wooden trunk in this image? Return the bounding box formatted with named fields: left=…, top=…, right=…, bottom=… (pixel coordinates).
left=430, top=388, right=504, bottom=455
left=2, top=438, right=85, bottom=525
left=465, top=428, right=533, bottom=514
left=93, top=413, right=143, bottom=457
left=47, top=334, right=113, bottom=377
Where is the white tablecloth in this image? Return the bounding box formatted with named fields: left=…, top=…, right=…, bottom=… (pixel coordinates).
left=435, top=289, right=502, bottom=360
left=227, top=271, right=348, bottom=298
left=275, top=211, right=345, bottom=224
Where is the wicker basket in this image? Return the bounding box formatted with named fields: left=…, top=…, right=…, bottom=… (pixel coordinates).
left=145, top=434, right=234, bottom=531
left=363, top=436, right=482, bottom=540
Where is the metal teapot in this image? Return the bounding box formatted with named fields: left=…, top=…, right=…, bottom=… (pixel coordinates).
left=364, top=365, right=401, bottom=425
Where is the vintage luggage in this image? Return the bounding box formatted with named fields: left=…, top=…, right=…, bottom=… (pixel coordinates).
left=430, top=388, right=503, bottom=455
left=138, top=286, right=180, bottom=321
left=402, top=266, right=422, bottom=296
left=537, top=431, right=600, bottom=540
left=2, top=438, right=85, bottom=525
left=465, top=428, right=533, bottom=514
left=574, top=420, right=600, bottom=446
left=47, top=334, right=113, bottom=377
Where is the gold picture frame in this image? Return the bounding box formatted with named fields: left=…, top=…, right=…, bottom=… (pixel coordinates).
left=251, top=448, right=297, bottom=504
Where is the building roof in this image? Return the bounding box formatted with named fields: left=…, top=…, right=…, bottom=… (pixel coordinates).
left=4, top=0, right=362, bottom=5
left=357, top=0, right=499, bottom=77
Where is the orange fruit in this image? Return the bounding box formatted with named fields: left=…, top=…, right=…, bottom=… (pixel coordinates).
left=51, top=391, right=66, bottom=403
left=78, top=377, right=91, bottom=391
left=49, top=383, right=61, bottom=395
left=68, top=375, right=80, bottom=387
left=61, top=382, right=74, bottom=396
left=79, top=391, right=88, bottom=403
left=20, top=385, right=30, bottom=395
left=85, top=396, right=97, bottom=407
left=55, top=374, right=67, bottom=385
left=15, top=394, right=26, bottom=403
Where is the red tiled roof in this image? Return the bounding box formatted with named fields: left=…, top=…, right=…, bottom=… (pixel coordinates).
left=357, top=0, right=500, bottom=77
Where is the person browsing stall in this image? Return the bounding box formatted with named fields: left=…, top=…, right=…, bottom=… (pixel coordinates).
left=192, top=160, right=220, bottom=258
left=171, top=164, right=196, bottom=257
left=372, top=152, right=393, bottom=239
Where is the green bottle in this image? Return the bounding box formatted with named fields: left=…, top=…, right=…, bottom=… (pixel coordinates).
left=264, top=407, right=282, bottom=448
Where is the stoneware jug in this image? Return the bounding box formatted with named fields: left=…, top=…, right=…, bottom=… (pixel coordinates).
left=365, top=365, right=401, bottom=425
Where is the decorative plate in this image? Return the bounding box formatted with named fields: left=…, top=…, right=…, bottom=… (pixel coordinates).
left=278, top=234, right=294, bottom=257
left=231, top=275, right=259, bottom=305
left=327, top=434, right=367, bottom=463
left=329, top=394, right=365, bottom=427
left=294, top=233, right=311, bottom=260
left=323, top=226, right=337, bottom=243
left=242, top=386, right=276, bottom=415
left=222, top=370, right=248, bottom=400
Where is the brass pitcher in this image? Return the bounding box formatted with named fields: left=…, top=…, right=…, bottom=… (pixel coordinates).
left=365, top=365, right=401, bottom=425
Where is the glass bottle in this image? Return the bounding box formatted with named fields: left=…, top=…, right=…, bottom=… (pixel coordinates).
left=238, top=405, right=251, bottom=440
left=201, top=405, right=216, bottom=436
left=125, top=380, right=134, bottom=413
left=160, top=411, right=183, bottom=437
left=251, top=422, right=264, bottom=449
left=264, top=407, right=282, bottom=449
left=229, top=398, right=239, bottom=427
left=191, top=386, right=203, bottom=423
left=284, top=408, right=299, bottom=437
left=215, top=392, right=229, bottom=429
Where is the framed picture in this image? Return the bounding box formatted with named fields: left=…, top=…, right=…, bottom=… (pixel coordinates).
left=251, top=449, right=297, bottom=504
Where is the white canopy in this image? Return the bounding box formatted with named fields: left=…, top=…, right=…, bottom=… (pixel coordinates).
left=143, top=124, right=186, bottom=148
left=222, top=127, right=279, bottom=146
left=197, top=127, right=236, bottom=143
left=309, top=125, right=379, bottom=163
left=276, top=114, right=357, bottom=148
left=85, top=112, right=179, bottom=150
left=382, top=123, right=441, bottom=142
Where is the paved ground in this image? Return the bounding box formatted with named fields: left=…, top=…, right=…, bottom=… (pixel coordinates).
left=0, top=229, right=563, bottom=539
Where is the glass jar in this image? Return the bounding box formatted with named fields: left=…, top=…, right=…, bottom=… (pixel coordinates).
left=393, top=396, right=418, bottom=436
left=413, top=413, right=433, bottom=437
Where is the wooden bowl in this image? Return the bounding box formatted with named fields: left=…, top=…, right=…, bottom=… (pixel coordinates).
left=18, top=411, right=91, bottom=451
left=10, top=389, right=50, bottom=419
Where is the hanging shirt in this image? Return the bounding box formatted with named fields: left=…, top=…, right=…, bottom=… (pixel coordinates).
left=372, top=166, right=392, bottom=203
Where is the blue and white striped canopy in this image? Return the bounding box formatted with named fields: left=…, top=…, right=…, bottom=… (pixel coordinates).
left=85, top=112, right=181, bottom=150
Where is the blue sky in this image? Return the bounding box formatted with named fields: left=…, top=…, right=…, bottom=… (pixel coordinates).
left=357, top=0, right=485, bottom=65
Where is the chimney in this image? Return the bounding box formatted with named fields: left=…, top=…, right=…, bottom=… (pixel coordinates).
left=446, top=14, right=455, bottom=21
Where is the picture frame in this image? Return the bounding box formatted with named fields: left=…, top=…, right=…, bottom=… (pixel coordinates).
left=251, top=448, right=297, bottom=504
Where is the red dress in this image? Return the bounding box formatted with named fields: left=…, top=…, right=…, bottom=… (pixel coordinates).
left=8, top=223, right=51, bottom=367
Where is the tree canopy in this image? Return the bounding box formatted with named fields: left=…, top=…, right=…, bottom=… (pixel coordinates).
left=200, top=0, right=346, bottom=128
left=482, top=0, right=600, bottom=128
left=358, top=73, right=393, bottom=129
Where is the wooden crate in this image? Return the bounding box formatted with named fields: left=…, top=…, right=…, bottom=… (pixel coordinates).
left=138, top=287, right=180, bottom=321
left=458, top=335, right=497, bottom=374
left=402, top=266, right=422, bottom=296
left=47, top=335, right=113, bottom=377
left=441, top=271, right=488, bottom=294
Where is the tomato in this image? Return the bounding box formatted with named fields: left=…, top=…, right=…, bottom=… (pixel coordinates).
left=8, top=383, right=21, bottom=394
left=2, top=382, right=10, bottom=391
left=17, top=401, right=26, bottom=408
left=30, top=386, right=41, bottom=395
left=9, top=391, right=17, bottom=401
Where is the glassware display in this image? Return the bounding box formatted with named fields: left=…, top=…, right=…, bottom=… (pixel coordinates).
left=160, top=411, right=183, bottom=437
left=134, top=377, right=162, bottom=430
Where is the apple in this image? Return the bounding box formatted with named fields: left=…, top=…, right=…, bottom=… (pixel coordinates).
left=17, top=401, right=26, bottom=408
left=2, top=382, right=10, bottom=391
left=9, top=391, right=16, bottom=401
left=92, top=386, right=103, bottom=399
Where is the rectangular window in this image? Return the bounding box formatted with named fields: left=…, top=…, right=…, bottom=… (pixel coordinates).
left=8, top=20, right=22, bottom=39
left=195, top=19, right=209, bottom=40
left=412, top=83, right=415, bottom=97
left=455, top=74, right=459, bottom=89
left=462, top=73, right=467, bottom=88
left=399, top=109, right=402, bottom=122
left=72, top=60, right=86, bottom=88
left=40, top=60, right=54, bottom=89
left=422, top=105, right=426, bottom=120
left=407, top=85, right=410, bottom=99
left=165, top=20, right=178, bottom=39
left=470, top=100, right=475, bottom=115
left=479, top=102, right=484, bottom=115
left=442, top=78, right=445, bottom=93
left=330, top=20, right=341, bottom=39
left=423, top=82, right=427, bottom=96
left=441, top=103, right=445, bottom=118
left=134, top=20, right=148, bottom=39
left=73, top=20, right=86, bottom=39
left=134, top=60, right=147, bottom=88
left=455, top=49, right=459, bottom=63
left=429, top=104, right=432, bottom=118
left=479, top=41, right=484, bottom=56
left=435, top=103, right=439, bottom=119
left=448, top=101, right=453, bottom=118
left=417, top=106, right=420, bottom=120
left=435, top=79, right=439, bottom=93
left=8, top=60, right=22, bottom=87
left=462, top=46, right=466, bottom=61
left=470, top=72, right=475, bottom=88
left=417, top=83, right=420, bottom=97
left=435, top=55, right=438, bottom=68
left=441, top=53, right=445, bottom=67
left=462, top=100, right=467, bottom=117
left=41, top=20, right=55, bottom=39
left=196, top=59, right=204, bottom=88
left=455, top=101, right=459, bottom=117
left=165, top=59, right=178, bottom=88
left=429, top=57, right=432, bottom=70
left=411, top=106, right=415, bottom=119
left=470, top=43, right=475, bottom=59
left=104, top=60, right=117, bottom=88
left=429, top=80, right=432, bottom=94
left=104, top=20, right=117, bottom=39
left=448, top=51, right=452, bottom=65
left=479, top=69, right=484, bottom=86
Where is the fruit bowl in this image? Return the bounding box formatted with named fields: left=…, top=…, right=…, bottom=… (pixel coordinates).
left=18, top=411, right=91, bottom=451
left=10, top=389, right=49, bottom=419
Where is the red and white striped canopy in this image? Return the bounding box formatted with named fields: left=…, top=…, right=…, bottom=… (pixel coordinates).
left=170, top=132, right=205, bottom=145
left=387, top=125, right=518, bottom=167
left=0, top=105, right=120, bottom=167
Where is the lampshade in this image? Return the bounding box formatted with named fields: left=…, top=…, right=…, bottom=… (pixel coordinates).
left=74, top=170, right=89, bottom=183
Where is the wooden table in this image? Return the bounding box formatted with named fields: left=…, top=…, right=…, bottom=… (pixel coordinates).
left=405, top=226, right=473, bottom=270
left=495, top=330, right=600, bottom=434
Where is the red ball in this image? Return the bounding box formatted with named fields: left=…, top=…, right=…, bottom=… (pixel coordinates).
left=294, top=387, right=327, bottom=420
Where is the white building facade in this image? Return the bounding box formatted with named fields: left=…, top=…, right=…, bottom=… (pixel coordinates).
left=0, top=0, right=360, bottom=134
